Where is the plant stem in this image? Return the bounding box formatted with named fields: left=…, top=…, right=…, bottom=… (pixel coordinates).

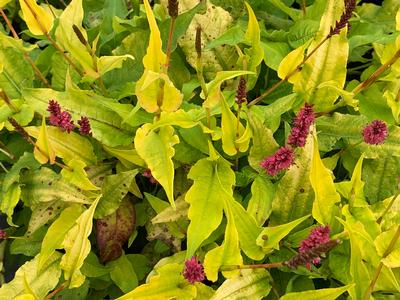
left=248, top=35, right=330, bottom=107
left=44, top=282, right=67, bottom=300
left=353, top=48, right=400, bottom=96
left=0, top=140, right=15, bottom=160
left=364, top=226, right=400, bottom=300
left=377, top=192, right=399, bottom=225
left=0, top=8, right=51, bottom=88
left=220, top=262, right=283, bottom=271
left=165, top=17, right=176, bottom=71
left=0, top=90, right=19, bottom=113
left=301, top=0, right=307, bottom=16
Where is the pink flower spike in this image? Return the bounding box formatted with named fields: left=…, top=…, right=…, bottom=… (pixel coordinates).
left=183, top=256, right=205, bottom=284
left=362, top=120, right=388, bottom=145
left=78, top=116, right=92, bottom=135
left=260, top=147, right=295, bottom=176
left=288, top=103, right=315, bottom=148
left=59, top=111, right=75, bottom=133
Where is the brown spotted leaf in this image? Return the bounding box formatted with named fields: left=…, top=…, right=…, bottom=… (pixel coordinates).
left=96, top=197, right=136, bottom=263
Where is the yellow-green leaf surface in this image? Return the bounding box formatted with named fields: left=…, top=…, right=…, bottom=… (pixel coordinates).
left=54, top=0, right=95, bottom=77
left=277, top=41, right=309, bottom=84
left=60, top=196, right=101, bottom=288
left=38, top=204, right=85, bottom=272
left=185, top=157, right=234, bottom=257
left=0, top=253, right=62, bottom=300
left=294, top=0, right=348, bottom=111
left=203, top=70, right=253, bottom=108
left=280, top=285, right=353, bottom=300
left=19, top=0, right=54, bottom=35
left=25, top=126, right=97, bottom=165
left=204, top=205, right=242, bottom=281
left=243, top=2, right=264, bottom=88
left=0, top=183, right=21, bottom=226
left=220, top=95, right=250, bottom=156
left=0, top=0, right=11, bottom=7
left=135, top=0, right=183, bottom=113
left=230, top=200, right=264, bottom=260
left=335, top=154, right=367, bottom=207
left=61, top=159, right=100, bottom=191
left=135, top=71, right=183, bottom=113
left=211, top=269, right=271, bottom=300
left=375, top=227, right=400, bottom=268
left=33, top=116, right=55, bottom=165
left=116, top=264, right=197, bottom=300
left=135, top=124, right=179, bottom=206
left=103, top=145, right=146, bottom=168
left=256, top=215, right=310, bottom=253
left=98, top=55, right=134, bottom=77
left=310, top=134, right=340, bottom=225
left=247, top=176, right=275, bottom=226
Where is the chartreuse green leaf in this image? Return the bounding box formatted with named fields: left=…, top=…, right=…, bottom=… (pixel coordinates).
left=25, top=126, right=96, bottom=165
left=247, top=110, right=279, bottom=172
left=294, top=0, right=349, bottom=111
left=61, top=159, right=100, bottom=191
left=220, top=95, right=250, bottom=156
left=230, top=200, right=264, bottom=260
left=310, top=133, right=340, bottom=225
left=204, top=203, right=242, bottom=281
left=0, top=0, right=12, bottom=7
left=243, top=2, right=264, bottom=88
left=38, top=204, right=85, bottom=272
left=0, top=182, right=21, bottom=226
left=185, top=156, right=233, bottom=257
left=33, top=116, right=55, bottom=165
left=108, top=254, right=138, bottom=293
left=95, top=170, right=137, bottom=218
left=116, top=264, right=196, bottom=300
left=211, top=269, right=271, bottom=300
left=103, top=145, right=146, bottom=168
left=279, top=284, right=353, bottom=300
left=375, top=227, right=400, bottom=268
left=278, top=41, right=309, bottom=84
left=270, top=137, right=313, bottom=225
left=256, top=215, right=310, bottom=253
left=203, top=71, right=253, bottom=108
left=61, top=196, right=101, bottom=288
left=135, top=0, right=182, bottom=113
left=0, top=253, right=62, bottom=300
left=335, top=154, right=368, bottom=207
left=19, top=0, right=54, bottom=35
left=247, top=175, right=275, bottom=226
left=135, top=124, right=179, bottom=207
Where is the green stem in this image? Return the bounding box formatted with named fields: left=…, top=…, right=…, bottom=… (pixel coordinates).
left=364, top=226, right=400, bottom=300
left=220, top=262, right=283, bottom=272
left=377, top=192, right=400, bottom=224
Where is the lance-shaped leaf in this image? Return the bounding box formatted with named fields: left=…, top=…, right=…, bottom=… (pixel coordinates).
left=211, top=269, right=271, bottom=300
left=135, top=0, right=182, bottom=113
left=33, top=116, right=55, bottom=165
left=280, top=285, right=353, bottom=300
left=116, top=264, right=196, bottom=300
left=0, top=0, right=12, bottom=7
left=203, top=70, right=253, bottom=108
left=109, top=254, right=138, bottom=293
left=61, top=159, right=100, bottom=192
left=0, top=253, right=62, bottom=299
left=96, top=198, right=136, bottom=263
left=60, top=195, right=101, bottom=288
left=310, top=133, right=340, bottom=225
left=247, top=175, right=275, bottom=226
left=269, top=137, right=313, bottom=225
left=25, top=126, right=96, bottom=165
left=95, top=170, right=137, bottom=218
left=256, top=215, right=310, bottom=253
left=243, top=2, right=264, bottom=89
left=0, top=183, right=21, bottom=226
left=20, top=167, right=91, bottom=206
left=38, top=204, right=85, bottom=272
left=204, top=203, right=242, bottom=282
left=19, top=0, right=54, bottom=35
left=294, top=0, right=349, bottom=111
left=335, top=154, right=368, bottom=207
left=220, top=95, right=250, bottom=156
left=185, top=156, right=234, bottom=257
left=135, top=124, right=179, bottom=207
left=278, top=41, right=309, bottom=84
left=375, top=227, right=400, bottom=268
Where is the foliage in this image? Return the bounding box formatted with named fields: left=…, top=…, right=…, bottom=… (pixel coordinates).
left=0, top=0, right=399, bottom=299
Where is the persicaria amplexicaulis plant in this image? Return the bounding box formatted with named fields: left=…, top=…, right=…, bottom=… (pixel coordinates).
left=183, top=256, right=205, bottom=284
left=47, top=100, right=75, bottom=133
left=362, top=120, right=388, bottom=145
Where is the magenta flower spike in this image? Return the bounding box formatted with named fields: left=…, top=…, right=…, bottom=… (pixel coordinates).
left=182, top=256, right=205, bottom=284
left=362, top=120, right=388, bottom=145
left=260, top=147, right=295, bottom=176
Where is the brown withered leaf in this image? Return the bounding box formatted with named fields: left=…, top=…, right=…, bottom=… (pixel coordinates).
left=96, top=196, right=136, bottom=263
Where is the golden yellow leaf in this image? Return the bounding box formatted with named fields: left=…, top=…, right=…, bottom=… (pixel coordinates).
left=19, top=0, right=54, bottom=35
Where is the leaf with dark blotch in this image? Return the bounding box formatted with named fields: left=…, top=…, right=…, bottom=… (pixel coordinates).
left=96, top=198, right=136, bottom=263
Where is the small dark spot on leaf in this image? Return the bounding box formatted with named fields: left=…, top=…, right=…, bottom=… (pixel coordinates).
left=300, top=188, right=305, bottom=193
